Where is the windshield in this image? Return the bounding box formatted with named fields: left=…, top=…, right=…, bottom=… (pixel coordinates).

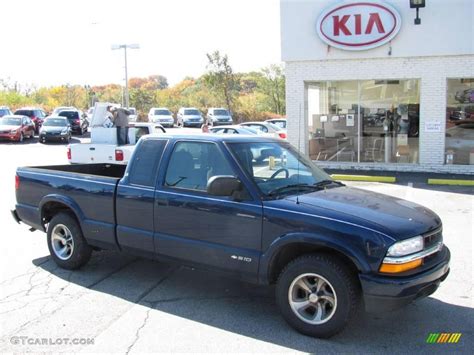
left=0, top=109, right=11, bottom=116
left=228, top=142, right=334, bottom=198
left=128, top=108, right=136, bottom=114
left=0, top=117, right=21, bottom=125
left=214, top=109, right=229, bottom=116
left=184, top=109, right=200, bottom=115
left=43, top=118, right=67, bottom=127
left=154, top=109, right=171, bottom=115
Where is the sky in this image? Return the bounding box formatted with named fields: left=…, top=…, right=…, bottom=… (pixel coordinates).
left=0, top=0, right=281, bottom=88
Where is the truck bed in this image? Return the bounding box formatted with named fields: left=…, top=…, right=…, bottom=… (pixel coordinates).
left=15, top=163, right=126, bottom=249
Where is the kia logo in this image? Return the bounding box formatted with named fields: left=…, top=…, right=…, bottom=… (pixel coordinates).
left=316, top=1, right=401, bottom=51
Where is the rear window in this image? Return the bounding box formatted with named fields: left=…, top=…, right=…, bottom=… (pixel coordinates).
left=58, top=111, right=80, bottom=120
left=128, top=139, right=167, bottom=187
left=14, top=110, right=33, bottom=117
left=0, top=109, right=11, bottom=116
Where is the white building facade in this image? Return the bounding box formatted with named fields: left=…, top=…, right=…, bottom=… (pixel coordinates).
left=281, top=0, right=474, bottom=174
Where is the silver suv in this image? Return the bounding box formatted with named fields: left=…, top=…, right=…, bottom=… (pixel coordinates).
left=206, top=108, right=232, bottom=126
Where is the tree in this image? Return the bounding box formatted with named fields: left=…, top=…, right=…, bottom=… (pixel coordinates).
left=204, top=51, right=236, bottom=115
left=129, top=75, right=168, bottom=90
left=257, top=65, right=286, bottom=115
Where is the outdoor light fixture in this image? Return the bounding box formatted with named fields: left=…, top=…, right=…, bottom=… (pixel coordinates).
left=410, top=0, right=425, bottom=25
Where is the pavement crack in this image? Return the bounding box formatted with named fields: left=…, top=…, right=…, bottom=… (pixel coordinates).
left=125, top=308, right=151, bottom=355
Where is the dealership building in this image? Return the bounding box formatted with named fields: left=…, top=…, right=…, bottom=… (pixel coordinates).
left=281, top=0, right=474, bottom=174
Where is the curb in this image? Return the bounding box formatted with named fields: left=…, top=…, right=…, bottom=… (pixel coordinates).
left=427, top=179, right=474, bottom=186
left=331, top=174, right=396, bottom=183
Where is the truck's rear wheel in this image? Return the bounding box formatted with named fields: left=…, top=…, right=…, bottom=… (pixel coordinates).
left=47, top=213, right=92, bottom=269
left=276, top=254, right=360, bottom=338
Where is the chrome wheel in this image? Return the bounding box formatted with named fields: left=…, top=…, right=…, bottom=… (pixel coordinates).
left=288, top=273, right=337, bottom=325
left=51, top=224, right=74, bottom=260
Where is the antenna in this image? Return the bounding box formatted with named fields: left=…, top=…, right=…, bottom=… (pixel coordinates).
left=296, top=104, right=302, bottom=204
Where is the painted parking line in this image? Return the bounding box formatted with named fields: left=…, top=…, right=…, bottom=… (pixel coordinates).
left=331, top=174, right=396, bottom=183
left=428, top=179, right=474, bottom=186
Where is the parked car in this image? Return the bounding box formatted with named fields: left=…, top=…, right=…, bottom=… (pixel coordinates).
left=0, top=106, right=13, bottom=117
left=210, top=125, right=259, bottom=135
left=39, top=117, right=71, bottom=143
left=57, top=110, right=89, bottom=135
left=14, top=107, right=47, bottom=133
left=126, top=107, right=138, bottom=122
left=0, top=115, right=35, bottom=142
left=265, top=118, right=287, bottom=130
left=12, top=135, right=450, bottom=338
left=206, top=108, right=233, bottom=126
left=52, top=106, right=76, bottom=116
left=240, top=121, right=287, bottom=139
left=148, top=107, right=174, bottom=127
left=177, top=107, right=204, bottom=127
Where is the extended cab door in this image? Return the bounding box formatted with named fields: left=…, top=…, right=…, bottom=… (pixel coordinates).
left=153, top=140, right=263, bottom=279
left=115, top=138, right=168, bottom=257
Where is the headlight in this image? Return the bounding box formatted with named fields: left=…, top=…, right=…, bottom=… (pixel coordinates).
left=11, top=130, right=17, bottom=134
left=386, top=236, right=423, bottom=257
left=61, top=128, right=68, bottom=134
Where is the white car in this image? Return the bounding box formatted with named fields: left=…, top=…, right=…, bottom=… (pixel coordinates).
left=177, top=107, right=204, bottom=128
left=126, top=107, right=138, bottom=122
left=240, top=121, right=287, bottom=139
left=148, top=107, right=174, bottom=127
left=210, top=125, right=259, bottom=135
left=265, top=118, right=287, bottom=130
left=206, top=108, right=233, bottom=126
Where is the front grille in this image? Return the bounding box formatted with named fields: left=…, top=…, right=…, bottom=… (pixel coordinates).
left=0, top=130, right=10, bottom=134
left=423, top=227, right=443, bottom=249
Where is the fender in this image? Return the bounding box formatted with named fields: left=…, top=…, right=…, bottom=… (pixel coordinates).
left=39, top=194, right=85, bottom=231
left=258, top=232, right=373, bottom=284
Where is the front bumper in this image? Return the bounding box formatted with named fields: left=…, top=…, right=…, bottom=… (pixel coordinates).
left=40, top=133, right=69, bottom=141
left=183, top=121, right=203, bottom=127
left=360, top=246, right=450, bottom=312
left=0, top=132, right=20, bottom=141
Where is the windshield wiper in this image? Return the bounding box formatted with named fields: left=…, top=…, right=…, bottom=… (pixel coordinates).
left=313, top=179, right=345, bottom=188
left=267, top=184, right=319, bottom=197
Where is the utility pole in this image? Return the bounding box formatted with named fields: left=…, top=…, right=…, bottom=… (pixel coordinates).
left=111, top=43, right=139, bottom=108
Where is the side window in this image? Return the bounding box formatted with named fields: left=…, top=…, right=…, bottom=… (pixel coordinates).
left=128, top=139, right=167, bottom=187
left=165, top=141, right=235, bottom=192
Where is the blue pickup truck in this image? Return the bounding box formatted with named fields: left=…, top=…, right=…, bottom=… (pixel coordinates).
left=12, top=134, right=450, bottom=338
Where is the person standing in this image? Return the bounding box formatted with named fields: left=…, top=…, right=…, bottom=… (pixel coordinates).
left=107, top=106, right=131, bottom=145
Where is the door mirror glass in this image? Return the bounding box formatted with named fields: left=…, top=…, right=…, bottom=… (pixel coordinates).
left=207, top=176, right=242, bottom=197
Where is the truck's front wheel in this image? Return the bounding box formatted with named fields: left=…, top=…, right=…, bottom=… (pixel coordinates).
left=47, top=213, right=92, bottom=269
left=276, top=254, right=360, bottom=338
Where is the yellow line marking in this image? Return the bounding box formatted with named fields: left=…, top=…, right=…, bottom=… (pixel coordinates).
left=331, top=174, right=396, bottom=183
left=428, top=179, right=474, bottom=186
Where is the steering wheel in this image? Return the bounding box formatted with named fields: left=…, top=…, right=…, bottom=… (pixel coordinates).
left=270, top=168, right=289, bottom=180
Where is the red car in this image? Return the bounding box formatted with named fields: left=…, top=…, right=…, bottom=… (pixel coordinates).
left=0, top=115, right=35, bottom=142
left=14, top=107, right=47, bottom=134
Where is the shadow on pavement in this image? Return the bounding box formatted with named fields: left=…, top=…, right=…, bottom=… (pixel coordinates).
left=33, top=251, right=473, bottom=353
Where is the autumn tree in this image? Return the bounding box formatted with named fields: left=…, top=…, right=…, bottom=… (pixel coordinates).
left=203, top=51, right=236, bottom=115
left=257, top=64, right=285, bottom=115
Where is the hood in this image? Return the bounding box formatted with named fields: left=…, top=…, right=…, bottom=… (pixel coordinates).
left=41, top=126, right=67, bottom=133
left=183, top=115, right=202, bottom=119
left=213, top=115, right=232, bottom=119
left=286, top=186, right=441, bottom=240
left=0, top=124, right=21, bottom=131
left=152, top=114, right=173, bottom=119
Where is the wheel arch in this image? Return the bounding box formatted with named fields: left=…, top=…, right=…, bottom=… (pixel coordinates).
left=260, top=234, right=369, bottom=285
left=39, top=195, right=84, bottom=231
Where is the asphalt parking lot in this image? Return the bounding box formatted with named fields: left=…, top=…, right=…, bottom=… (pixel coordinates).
left=0, top=133, right=472, bottom=354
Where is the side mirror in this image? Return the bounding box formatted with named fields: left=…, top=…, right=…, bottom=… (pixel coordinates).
left=207, top=175, right=242, bottom=198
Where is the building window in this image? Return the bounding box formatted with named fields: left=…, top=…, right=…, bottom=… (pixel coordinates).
left=445, top=78, right=474, bottom=165
left=307, top=79, right=420, bottom=164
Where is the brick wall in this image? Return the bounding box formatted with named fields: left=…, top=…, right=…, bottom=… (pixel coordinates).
left=285, top=55, right=474, bottom=174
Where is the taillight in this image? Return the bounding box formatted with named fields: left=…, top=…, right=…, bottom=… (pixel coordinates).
left=278, top=132, right=287, bottom=139
left=15, top=175, right=20, bottom=190
left=115, top=149, right=124, bottom=161
left=74, top=119, right=80, bottom=124
left=67, top=147, right=71, bottom=160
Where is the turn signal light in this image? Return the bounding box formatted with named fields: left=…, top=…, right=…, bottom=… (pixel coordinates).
left=379, top=259, right=422, bottom=274
left=115, top=149, right=124, bottom=161
left=278, top=132, right=287, bottom=139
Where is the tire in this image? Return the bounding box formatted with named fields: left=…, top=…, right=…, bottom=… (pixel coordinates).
left=276, top=254, right=360, bottom=338
left=47, top=212, right=92, bottom=270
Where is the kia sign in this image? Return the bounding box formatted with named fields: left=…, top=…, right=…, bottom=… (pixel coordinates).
left=316, top=1, right=402, bottom=51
